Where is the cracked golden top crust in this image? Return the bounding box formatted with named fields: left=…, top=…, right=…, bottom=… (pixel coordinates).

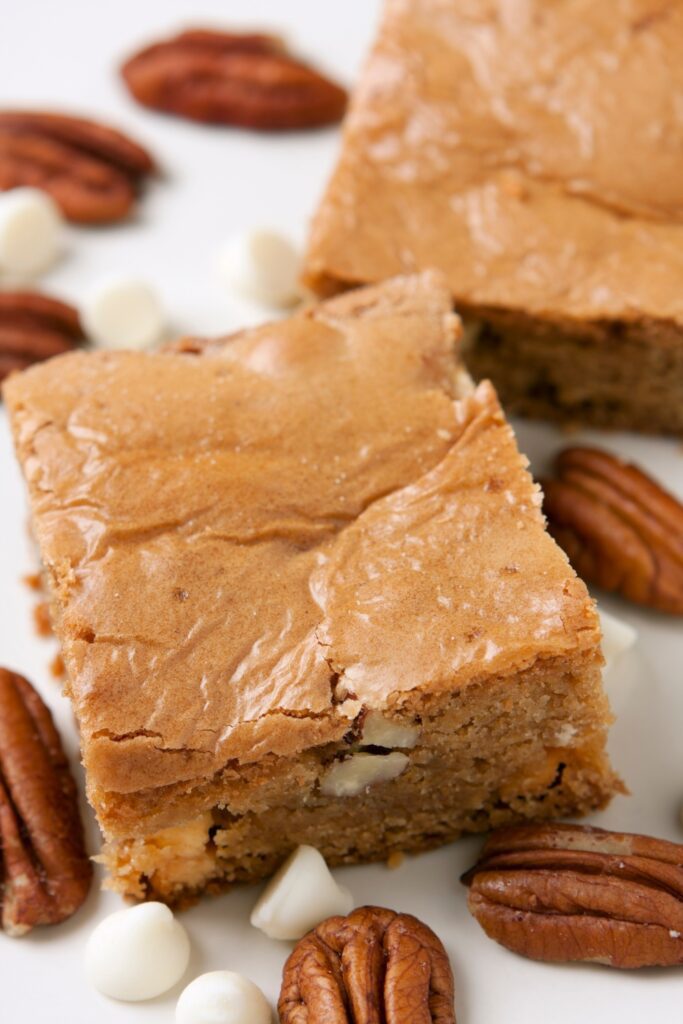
left=4, top=273, right=600, bottom=796
left=306, top=0, right=683, bottom=323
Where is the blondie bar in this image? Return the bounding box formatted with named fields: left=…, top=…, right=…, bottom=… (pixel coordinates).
left=5, top=273, right=619, bottom=902
left=305, top=0, right=683, bottom=434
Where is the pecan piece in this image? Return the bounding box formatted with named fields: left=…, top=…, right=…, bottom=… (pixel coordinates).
left=0, top=290, right=84, bottom=383
left=462, top=822, right=683, bottom=968
left=279, top=905, right=456, bottom=1023
left=121, top=28, right=347, bottom=130
left=542, top=446, right=683, bottom=614
left=0, top=668, right=92, bottom=935
left=0, top=110, right=155, bottom=223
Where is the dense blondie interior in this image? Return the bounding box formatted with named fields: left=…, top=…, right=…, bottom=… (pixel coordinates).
left=464, top=313, right=683, bottom=434
left=304, top=0, right=683, bottom=435
left=5, top=273, right=620, bottom=902
left=102, top=661, right=615, bottom=903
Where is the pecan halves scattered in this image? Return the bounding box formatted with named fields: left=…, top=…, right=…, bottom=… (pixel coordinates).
left=0, top=110, right=155, bottom=223
left=462, top=822, right=683, bottom=968
left=0, top=668, right=92, bottom=935
left=279, top=905, right=456, bottom=1024
left=542, top=446, right=683, bottom=614
left=0, top=290, right=84, bottom=383
left=121, top=29, right=347, bottom=130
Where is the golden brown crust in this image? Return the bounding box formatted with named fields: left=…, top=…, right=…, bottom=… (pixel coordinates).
left=305, top=0, right=683, bottom=327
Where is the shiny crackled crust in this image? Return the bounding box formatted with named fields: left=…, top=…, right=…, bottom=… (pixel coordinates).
left=305, top=0, right=683, bottom=328
left=4, top=273, right=608, bottom=821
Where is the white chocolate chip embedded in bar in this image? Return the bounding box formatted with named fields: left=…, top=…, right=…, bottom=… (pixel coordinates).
left=361, top=710, right=420, bottom=749
left=320, top=751, right=409, bottom=798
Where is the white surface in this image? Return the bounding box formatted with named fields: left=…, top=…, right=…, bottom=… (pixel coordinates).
left=599, top=609, right=638, bottom=671
left=1, top=1, right=682, bottom=1020
left=250, top=845, right=353, bottom=941
left=85, top=903, right=191, bottom=1002
left=175, top=971, right=271, bottom=1024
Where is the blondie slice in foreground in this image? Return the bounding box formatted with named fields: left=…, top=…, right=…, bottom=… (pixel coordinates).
left=305, top=0, right=683, bottom=434
left=5, top=273, right=620, bottom=903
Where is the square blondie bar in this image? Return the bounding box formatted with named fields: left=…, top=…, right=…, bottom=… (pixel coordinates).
left=5, top=273, right=619, bottom=902
left=305, top=0, right=683, bottom=434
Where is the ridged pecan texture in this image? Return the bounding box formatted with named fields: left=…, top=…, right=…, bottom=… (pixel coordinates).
left=542, top=446, right=683, bottom=614
left=0, top=668, right=92, bottom=936
left=121, top=28, right=347, bottom=130
left=462, top=822, right=683, bottom=968
left=0, top=110, right=155, bottom=222
left=279, top=905, right=456, bottom=1023
left=0, top=290, right=84, bottom=383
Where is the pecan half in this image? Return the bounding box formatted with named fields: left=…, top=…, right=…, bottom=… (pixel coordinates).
left=0, top=110, right=155, bottom=222
left=0, top=668, right=92, bottom=935
left=121, top=28, right=347, bottom=130
left=279, top=905, right=456, bottom=1023
left=462, top=822, right=683, bottom=968
left=0, top=290, right=84, bottom=383
left=542, top=446, right=683, bottom=614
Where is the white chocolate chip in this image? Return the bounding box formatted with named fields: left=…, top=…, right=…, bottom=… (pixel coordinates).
left=0, top=187, right=62, bottom=276
left=85, top=902, right=190, bottom=1001
left=599, top=608, right=637, bottom=671
left=362, top=711, right=420, bottom=749
left=320, top=751, right=409, bottom=798
left=250, top=844, right=353, bottom=940
left=217, top=230, right=300, bottom=308
left=176, top=971, right=271, bottom=1024
left=82, top=275, right=165, bottom=349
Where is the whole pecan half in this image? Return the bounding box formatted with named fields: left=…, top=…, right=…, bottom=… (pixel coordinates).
left=0, top=110, right=155, bottom=222
left=462, top=822, right=683, bottom=968
left=121, top=28, right=347, bottom=130
left=279, top=905, right=456, bottom=1023
left=0, top=290, right=84, bottom=383
left=0, top=668, right=92, bottom=935
left=542, top=446, right=683, bottom=614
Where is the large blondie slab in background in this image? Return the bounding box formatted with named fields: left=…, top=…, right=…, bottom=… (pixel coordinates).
left=305, top=0, right=683, bottom=434
left=5, top=273, right=619, bottom=902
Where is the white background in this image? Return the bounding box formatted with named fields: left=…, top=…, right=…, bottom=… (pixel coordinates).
left=1, top=1, right=682, bottom=1020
